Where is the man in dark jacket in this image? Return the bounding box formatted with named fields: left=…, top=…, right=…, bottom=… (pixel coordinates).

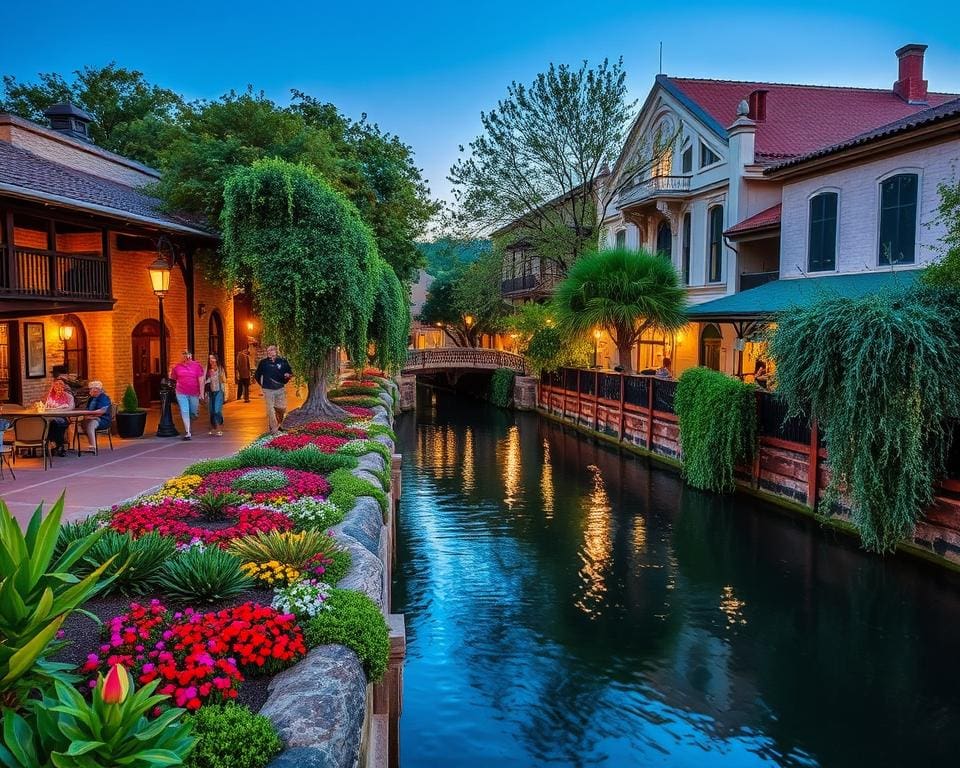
left=254, top=345, right=293, bottom=433
left=236, top=347, right=252, bottom=403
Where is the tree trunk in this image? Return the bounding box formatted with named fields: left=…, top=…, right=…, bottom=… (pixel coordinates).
left=283, top=349, right=348, bottom=426
left=616, top=340, right=635, bottom=374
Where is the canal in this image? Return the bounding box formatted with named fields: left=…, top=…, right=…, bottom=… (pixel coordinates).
left=392, top=390, right=960, bottom=768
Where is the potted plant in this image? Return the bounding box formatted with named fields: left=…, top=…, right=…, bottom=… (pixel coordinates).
left=116, top=384, right=147, bottom=438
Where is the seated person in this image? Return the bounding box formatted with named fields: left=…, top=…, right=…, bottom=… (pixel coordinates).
left=654, top=358, right=673, bottom=379
left=44, top=378, right=75, bottom=457
left=754, top=360, right=769, bottom=390
left=81, top=380, right=112, bottom=449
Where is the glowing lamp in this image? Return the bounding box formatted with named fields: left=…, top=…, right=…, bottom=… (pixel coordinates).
left=58, top=324, right=74, bottom=342
left=147, top=255, right=172, bottom=297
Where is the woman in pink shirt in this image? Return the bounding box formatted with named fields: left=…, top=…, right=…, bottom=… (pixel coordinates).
left=169, top=350, right=205, bottom=440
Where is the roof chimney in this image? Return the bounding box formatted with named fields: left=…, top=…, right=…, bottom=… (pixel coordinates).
left=43, top=102, right=94, bottom=143
left=893, top=44, right=928, bottom=104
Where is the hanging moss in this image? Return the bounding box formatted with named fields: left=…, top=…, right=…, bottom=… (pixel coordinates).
left=674, top=367, right=757, bottom=494
left=769, top=284, right=960, bottom=552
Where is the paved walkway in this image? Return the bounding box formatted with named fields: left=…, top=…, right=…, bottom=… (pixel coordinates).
left=1, top=393, right=300, bottom=525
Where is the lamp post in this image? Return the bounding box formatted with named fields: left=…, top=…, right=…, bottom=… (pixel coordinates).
left=148, top=249, right=179, bottom=437
left=593, top=328, right=602, bottom=369
left=464, top=314, right=474, bottom=347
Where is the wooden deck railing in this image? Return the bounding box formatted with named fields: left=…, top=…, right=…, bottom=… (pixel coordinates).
left=403, top=348, right=526, bottom=374
left=1, top=247, right=110, bottom=301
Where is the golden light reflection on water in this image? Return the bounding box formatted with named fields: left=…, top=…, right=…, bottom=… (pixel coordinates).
left=462, top=428, right=475, bottom=493
left=719, top=585, right=747, bottom=627
left=416, top=426, right=461, bottom=480
left=541, top=439, right=554, bottom=520
left=498, top=425, right=521, bottom=509
left=575, top=464, right=612, bottom=617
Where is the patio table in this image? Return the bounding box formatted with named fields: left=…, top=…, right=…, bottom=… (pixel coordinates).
left=0, top=408, right=99, bottom=458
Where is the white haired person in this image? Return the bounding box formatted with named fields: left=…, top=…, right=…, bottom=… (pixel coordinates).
left=81, top=380, right=112, bottom=448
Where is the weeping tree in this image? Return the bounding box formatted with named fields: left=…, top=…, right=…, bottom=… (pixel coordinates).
left=551, top=247, right=687, bottom=373
left=368, top=259, right=411, bottom=374
left=221, top=158, right=377, bottom=421
left=769, top=285, right=960, bottom=552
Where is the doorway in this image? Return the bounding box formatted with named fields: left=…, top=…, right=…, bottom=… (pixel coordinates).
left=699, top=324, right=722, bottom=371
left=0, top=321, right=21, bottom=404
left=131, top=319, right=166, bottom=404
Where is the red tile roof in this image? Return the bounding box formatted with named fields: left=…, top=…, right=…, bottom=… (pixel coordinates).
left=724, top=203, right=781, bottom=237
left=662, top=76, right=959, bottom=162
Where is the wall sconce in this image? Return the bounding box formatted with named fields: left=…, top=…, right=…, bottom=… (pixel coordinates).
left=246, top=320, right=254, bottom=333
left=58, top=323, right=75, bottom=343
left=197, top=302, right=207, bottom=318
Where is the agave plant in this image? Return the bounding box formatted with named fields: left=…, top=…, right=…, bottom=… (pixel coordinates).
left=0, top=497, right=114, bottom=708
left=157, top=547, right=254, bottom=603
left=228, top=530, right=340, bottom=570
left=0, top=664, right=195, bottom=768
left=195, top=491, right=245, bottom=521
left=78, top=532, right=176, bottom=596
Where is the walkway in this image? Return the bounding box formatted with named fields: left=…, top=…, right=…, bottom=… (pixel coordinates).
left=0, top=393, right=299, bottom=525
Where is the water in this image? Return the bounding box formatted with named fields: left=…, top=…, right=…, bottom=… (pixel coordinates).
left=392, top=390, right=960, bottom=768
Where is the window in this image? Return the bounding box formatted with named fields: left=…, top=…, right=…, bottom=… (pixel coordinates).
left=700, top=324, right=722, bottom=371
left=60, top=314, right=88, bottom=379
left=681, top=145, right=693, bottom=174
left=682, top=212, right=691, bottom=285
left=656, top=221, right=672, bottom=259
left=700, top=141, right=720, bottom=168
left=808, top=192, right=838, bottom=272
left=208, top=310, right=224, bottom=363
left=615, top=229, right=627, bottom=249
left=879, top=173, right=918, bottom=265
left=707, top=206, right=724, bottom=283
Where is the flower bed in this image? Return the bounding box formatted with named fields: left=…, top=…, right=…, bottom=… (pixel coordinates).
left=196, top=467, right=330, bottom=504
left=110, top=499, right=294, bottom=546
left=264, top=433, right=349, bottom=453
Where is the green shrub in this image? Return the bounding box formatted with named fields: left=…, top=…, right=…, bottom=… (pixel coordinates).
left=674, top=367, right=756, bottom=494
left=489, top=368, right=515, bottom=408
left=120, top=384, right=140, bottom=413
left=769, top=284, right=960, bottom=551
left=329, top=395, right=384, bottom=408
left=329, top=385, right=387, bottom=397
left=365, top=423, right=397, bottom=442
left=185, top=704, right=281, bottom=768
left=327, top=468, right=388, bottom=518
left=182, top=456, right=243, bottom=477
left=323, top=549, right=352, bottom=584
left=337, top=439, right=391, bottom=465
left=183, top=449, right=357, bottom=477
left=302, top=588, right=390, bottom=681
left=158, top=547, right=254, bottom=604
left=53, top=516, right=101, bottom=561
left=276, top=449, right=357, bottom=474
left=80, top=531, right=176, bottom=595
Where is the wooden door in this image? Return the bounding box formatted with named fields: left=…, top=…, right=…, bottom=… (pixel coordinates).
left=131, top=320, right=163, bottom=404
left=0, top=321, right=20, bottom=404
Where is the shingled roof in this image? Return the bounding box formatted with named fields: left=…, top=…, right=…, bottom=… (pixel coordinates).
left=724, top=203, right=781, bottom=238
left=0, top=140, right=214, bottom=237
left=659, top=75, right=959, bottom=163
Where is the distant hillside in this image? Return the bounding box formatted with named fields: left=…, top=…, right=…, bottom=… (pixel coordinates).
left=417, top=238, right=491, bottom=278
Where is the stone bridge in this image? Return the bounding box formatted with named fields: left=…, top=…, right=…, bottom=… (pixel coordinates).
left=401, top=348, right=527, bottom=376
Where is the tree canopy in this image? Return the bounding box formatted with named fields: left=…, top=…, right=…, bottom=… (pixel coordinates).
left=368, top=261, right=411, bottom=373
left=417, top=238, right=491, bottom=279
left=220, top=158, right=379, bottom=417
left=921, top=179, right=960, bottom=288
left=449, top=59, right=638, bottom=274
left=551, top=248, right=687, bottom=373
left=419, top=251, right=508, bottom=346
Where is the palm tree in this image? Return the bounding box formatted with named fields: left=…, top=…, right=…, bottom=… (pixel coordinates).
left=552, top=247, right=687, bottom=373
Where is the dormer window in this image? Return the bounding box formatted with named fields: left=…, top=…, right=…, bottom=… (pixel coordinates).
left=700, top=141, right=720, bottom=168
left=42, top=102, right=95, bottom=144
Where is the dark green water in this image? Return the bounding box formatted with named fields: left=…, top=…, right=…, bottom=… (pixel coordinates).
left=393, top=390, right=960, bottom=768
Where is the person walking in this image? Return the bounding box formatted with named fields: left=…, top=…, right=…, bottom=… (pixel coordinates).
left=205, top=354, right=228, bottom=436
left=169, top=350, right=205, bottom=441
left=254, top=344, right=292, bottom=434
left=236, top=346, right=252, bottom=403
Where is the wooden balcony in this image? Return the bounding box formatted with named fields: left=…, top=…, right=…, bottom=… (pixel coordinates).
left=0, top=246, right=114, bottom=316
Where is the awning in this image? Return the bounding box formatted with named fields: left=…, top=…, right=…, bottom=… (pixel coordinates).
left=724, top=203, right=781, bottom=239
left=686, top=269, right=923, bottom=323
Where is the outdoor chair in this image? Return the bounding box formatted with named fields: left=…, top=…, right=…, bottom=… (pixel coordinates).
left=75, top=404, right=117, bottom=455
left=11, top=416, right=53, bottom=470
left=0, top=420, right=13, bottom=480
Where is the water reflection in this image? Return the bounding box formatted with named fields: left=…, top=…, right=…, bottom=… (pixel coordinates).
left=394, top=390, right=960, bottom=768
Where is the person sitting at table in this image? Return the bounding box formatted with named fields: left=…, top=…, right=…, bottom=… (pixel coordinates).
left=79, top=380, right=112, bottom=450
left=44, top=378, right=75, bottom=457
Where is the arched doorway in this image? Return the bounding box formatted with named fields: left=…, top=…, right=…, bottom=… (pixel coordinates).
left=208, top=310, right=224, bottom=364
left=656, top=220, right=672, bottom=259
left=61, top=314, right=87, bottom=379
left=700, top=324, right=722, bottom=371
left=131, top=319, right=166, bottom=404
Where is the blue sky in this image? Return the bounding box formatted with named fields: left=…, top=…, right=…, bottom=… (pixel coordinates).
left=4, top=1, right=960, bottom=206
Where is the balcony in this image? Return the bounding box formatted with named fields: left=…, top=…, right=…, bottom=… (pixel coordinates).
left=500, top=272, right=561, bottom=298
left=501, top=274, right=536, bottom=294
left=0, top=246, right=113, bottom=316
left=617, top=175, right=691, bottom=208
left=739, top=270, right=779, bottom=292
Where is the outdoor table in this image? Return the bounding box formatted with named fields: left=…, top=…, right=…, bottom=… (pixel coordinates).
left=0, top=408, right=99, bottom=457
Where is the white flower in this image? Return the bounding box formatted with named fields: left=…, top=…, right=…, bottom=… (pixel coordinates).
left=271, top=579, right=332, bottom=618
left=282, top=496, right=341, bottom=529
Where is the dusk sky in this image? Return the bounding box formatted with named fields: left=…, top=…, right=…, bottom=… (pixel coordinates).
left=5, top=1, right=960, bottom=207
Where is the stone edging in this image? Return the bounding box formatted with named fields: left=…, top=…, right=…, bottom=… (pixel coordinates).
left=264, top=386, right=398, bottom=768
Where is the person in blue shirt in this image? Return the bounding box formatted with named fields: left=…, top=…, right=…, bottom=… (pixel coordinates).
left=80, top=380, right=112, bottom=449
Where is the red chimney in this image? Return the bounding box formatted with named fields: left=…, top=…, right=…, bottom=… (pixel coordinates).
left=894, top=44, right=928, bottom=104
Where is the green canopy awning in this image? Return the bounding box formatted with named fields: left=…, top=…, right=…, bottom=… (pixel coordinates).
left=686, top=269, right=923, bottom=322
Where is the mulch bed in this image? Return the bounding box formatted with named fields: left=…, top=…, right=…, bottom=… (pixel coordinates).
left=53, top=585, right=279, bottom=713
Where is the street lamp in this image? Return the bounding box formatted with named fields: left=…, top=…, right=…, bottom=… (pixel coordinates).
left=593, top=328, right=602, bottom=369
left=148, top=243, right=179, bottom=437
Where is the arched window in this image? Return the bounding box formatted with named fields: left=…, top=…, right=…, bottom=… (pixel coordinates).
left=808, top=192, right=838, bottom=272
left=879, top=173, right=918, bottom=265
left=60, top=314, right=87, bottom=379
left=656, top=221, right=672, bottom=259
left=700, top=324, right=722, bottom=371
left=615, top=229, right=627, bottom=249
left=681, top=212, right=692, bottom=285
left=208, top=310, right=224, bottom=363
left=707, top=206, right=724, bottom=283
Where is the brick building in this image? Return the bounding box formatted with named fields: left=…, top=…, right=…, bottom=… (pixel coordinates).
left=0, top=105, right=235, bottom=407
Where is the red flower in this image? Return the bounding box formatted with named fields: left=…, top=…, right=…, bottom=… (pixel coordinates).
left=265, top=434, right=348, bottom=452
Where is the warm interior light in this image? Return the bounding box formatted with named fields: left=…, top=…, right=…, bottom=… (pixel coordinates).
left=593, top=328, right=602, bottom=340
left=147, top=255, right=172, bottom=296
left=58, top=324, right=74, bottom=342
left=246, top=320, right=254, bottom=332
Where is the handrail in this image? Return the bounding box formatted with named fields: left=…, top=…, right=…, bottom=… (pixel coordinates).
left=404, top=348, right=526, bottom=374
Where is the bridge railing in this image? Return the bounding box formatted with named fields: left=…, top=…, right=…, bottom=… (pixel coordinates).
left=404, top=348, right=527, bottom=373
